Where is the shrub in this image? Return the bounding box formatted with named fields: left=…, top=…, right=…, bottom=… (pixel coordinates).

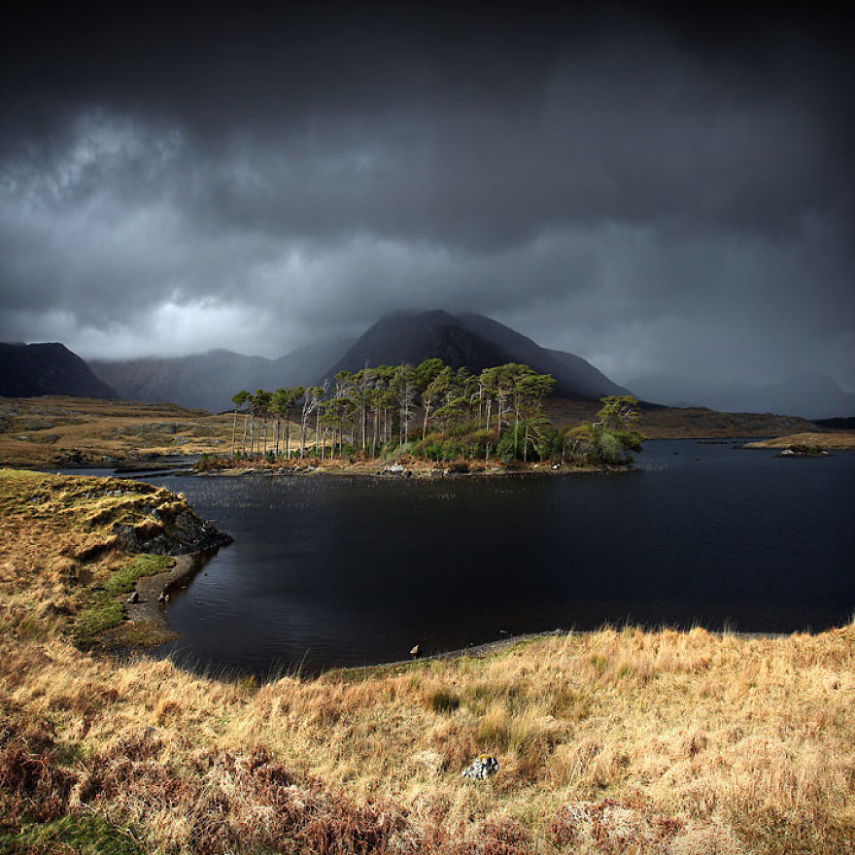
left=593, top=429, right=634, bottom=465
left=496, top=431, right=518, bottom=464
left=791, top=443, right=824, bottom=456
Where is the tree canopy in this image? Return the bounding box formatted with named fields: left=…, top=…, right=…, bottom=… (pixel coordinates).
left=227, top=362, right=643, bottom=467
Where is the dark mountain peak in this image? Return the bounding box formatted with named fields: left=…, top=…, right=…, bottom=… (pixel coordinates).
left=0, top=342, right=118, bottom=399
left=325, top=310, right=514, bottom=377
left=323, top=309, right=628, bottom=400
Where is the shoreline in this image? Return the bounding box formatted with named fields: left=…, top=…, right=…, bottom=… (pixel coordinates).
left=325, top=626, right=797, bottom=680
left=119, top=552, right=212, bottom=646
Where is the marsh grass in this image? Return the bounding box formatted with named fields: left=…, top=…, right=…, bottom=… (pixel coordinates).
left=2, top=469, right=855, bottom=853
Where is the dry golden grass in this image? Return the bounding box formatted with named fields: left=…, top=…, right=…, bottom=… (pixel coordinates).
left=744, top=431, right=855, bottom=450
left=0, top=396, right=235, bottom=467
left=2, top=468, right=855, bottom=853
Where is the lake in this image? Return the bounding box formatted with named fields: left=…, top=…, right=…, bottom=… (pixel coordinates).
left=141, top=440, right=854, bottom=676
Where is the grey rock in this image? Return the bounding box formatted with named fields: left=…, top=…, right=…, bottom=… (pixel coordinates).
left=461, top=755, right=498, bottom=780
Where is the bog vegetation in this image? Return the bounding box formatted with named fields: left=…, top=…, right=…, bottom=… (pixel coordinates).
left=2, top=468, right=855, bottom=853
left=226, top=359, right=644, bottom=468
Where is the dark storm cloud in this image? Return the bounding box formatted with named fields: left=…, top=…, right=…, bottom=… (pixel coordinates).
left=1, top=3, right=853, bottom=388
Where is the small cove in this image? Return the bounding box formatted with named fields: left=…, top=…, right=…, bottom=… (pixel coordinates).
left=124, top=440, right=855, bottom=677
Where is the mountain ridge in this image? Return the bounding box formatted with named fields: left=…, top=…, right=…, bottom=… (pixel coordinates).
left=91, top=310, right=631, bottom=411
left=0, top=342, right=118, bottom=400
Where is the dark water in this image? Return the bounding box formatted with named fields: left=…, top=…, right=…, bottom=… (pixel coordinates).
left=138, top=441, right=854, bottom=676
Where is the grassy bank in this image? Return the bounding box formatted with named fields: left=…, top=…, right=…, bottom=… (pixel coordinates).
left=0, top=396, right=234, bottom=468
left=2, top=469, right=854, bottom=853
left=744, top=431, right=855, bottom=451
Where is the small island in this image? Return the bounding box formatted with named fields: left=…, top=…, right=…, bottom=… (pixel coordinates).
left=743, top=431, right=855, bottom=455
left=207, top=361, right=644, bottom=476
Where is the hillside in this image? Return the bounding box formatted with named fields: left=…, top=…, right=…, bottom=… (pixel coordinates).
left=544, top=399, right=820, bottom=439
left=325, top=310, right=629, bottom=400
left=0, top=396, right=234, bottom=467
left=92, top=338, right=354, bottom=413
left=0, top=342, right=118, bottom=400
left=325, top=310, right=516, bottom=378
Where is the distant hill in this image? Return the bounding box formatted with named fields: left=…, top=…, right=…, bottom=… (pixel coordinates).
left=0, top=342, right=118, bottom=399
left=92, top=338, right=354, bottom=413
left=627, top=372, right=855, bottom=421
left=324, top=310, right=629, bottom=400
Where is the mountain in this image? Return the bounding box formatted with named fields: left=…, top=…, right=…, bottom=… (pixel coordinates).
left=91, top=350, right=272, bottom=413
left=324, top=310, right=630, bottom=400
left=91, top=310, right=629, bottom=410
left=92, top=337, right=354, bottom=413
left=324, top=310, right=515, bottom=378
left=0, top=342, right=118, bottom=399
left=627, top=372, right=855, bottom=420
left=545, top=349, right=633, bottom=399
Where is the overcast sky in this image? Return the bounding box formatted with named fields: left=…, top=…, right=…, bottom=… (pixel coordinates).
left=1, top=3, right=853, bottom=388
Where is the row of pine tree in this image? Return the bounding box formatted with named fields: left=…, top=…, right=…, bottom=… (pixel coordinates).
left=228, top=358, right=642, bottom=466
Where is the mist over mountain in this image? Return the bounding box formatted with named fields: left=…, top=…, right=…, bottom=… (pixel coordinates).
left=91, top=310, right=629, bottom=411
left=628, top=372, right=855, bottom=420
left=0, top=342, right=118, bottom=400
left=92, top=338, right=355, bottom=413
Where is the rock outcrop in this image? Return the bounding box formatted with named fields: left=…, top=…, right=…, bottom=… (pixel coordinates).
left=112, top=509, right=232, bottom=556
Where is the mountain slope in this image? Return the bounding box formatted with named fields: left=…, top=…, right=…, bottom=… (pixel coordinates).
left=325, top=310, right=517, bottom=378
left=324, top=310, right=629, bottom=400
left=92, top=337, right=355, bottom=412
left=545, top=349, right=633, bottom=399
left=0, top=342, right=118, bottom=399
left=92, top=350, right=273, bottom=413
